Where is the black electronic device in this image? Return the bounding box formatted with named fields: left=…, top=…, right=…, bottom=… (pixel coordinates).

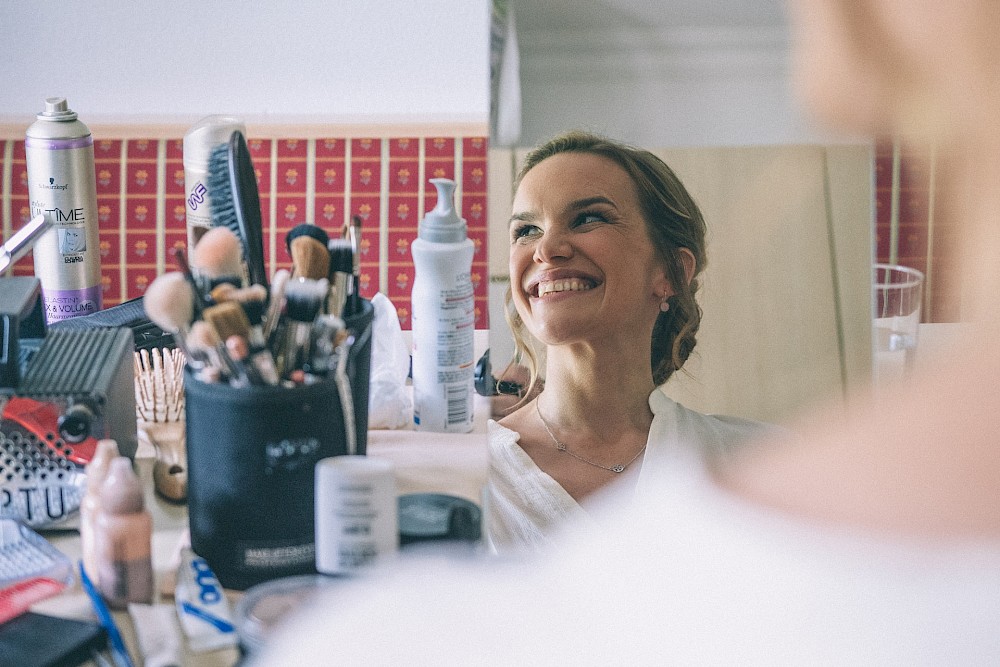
left=0, top=276, right=136, bottom=527
left=1, top=277, right=136, bottom=457
left=0, top=276, right=46, bottom=389
left=473, top=349, right=524, bottom=397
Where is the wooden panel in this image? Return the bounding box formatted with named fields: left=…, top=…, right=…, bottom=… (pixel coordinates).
left=657, top=146, right=843, bottom=422
left=826, top=144, right=875, bottom=391
left=487, top=148, right=515, bottom=277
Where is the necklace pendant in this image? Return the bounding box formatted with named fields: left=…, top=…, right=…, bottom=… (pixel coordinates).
left=611, top=464, right=625, bottom=473
left=556, top=442, right=567, bottom=451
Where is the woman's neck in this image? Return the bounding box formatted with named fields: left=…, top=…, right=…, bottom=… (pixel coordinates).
left=538, top=342, right=657, bottom=436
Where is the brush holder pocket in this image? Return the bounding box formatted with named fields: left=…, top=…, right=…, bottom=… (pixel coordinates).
left=184, top=299, right=372, bottom=590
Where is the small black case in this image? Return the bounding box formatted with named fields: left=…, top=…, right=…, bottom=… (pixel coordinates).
left=49, top=295, right=173, bottom=352
left=0, top=612, right=108, bottom=667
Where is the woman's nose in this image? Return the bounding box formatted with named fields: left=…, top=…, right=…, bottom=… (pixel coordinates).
left=534, top=226, right=572, bottom=263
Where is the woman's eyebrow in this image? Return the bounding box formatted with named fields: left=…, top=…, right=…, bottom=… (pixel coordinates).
left=567, top=196, right=616, bottom=211
left=509, top=210, right=536, bottom=227
left=509, top=196, right=617, bottom=227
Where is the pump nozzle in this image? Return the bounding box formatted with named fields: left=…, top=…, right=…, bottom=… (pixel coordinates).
left=430, top=179, right=456, bottom=215
left=419, top=178, right=467, bottom=244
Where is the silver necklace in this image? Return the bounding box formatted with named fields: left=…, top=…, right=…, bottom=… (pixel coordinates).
left=535, top=400, right=647, bottom=474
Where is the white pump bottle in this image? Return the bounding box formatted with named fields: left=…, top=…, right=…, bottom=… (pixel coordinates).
left=410, top=178, right=475, bottom=433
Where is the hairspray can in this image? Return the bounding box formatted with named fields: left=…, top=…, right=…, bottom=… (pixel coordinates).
left=183, top=115, right=246, bottom=250
left=25, top=97, right=102, bottom=323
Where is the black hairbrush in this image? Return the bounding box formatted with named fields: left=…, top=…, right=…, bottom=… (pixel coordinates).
left=208, top=130, right=268, bottom=289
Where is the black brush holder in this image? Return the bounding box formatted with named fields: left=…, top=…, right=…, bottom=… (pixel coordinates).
left=184, top=299, right=373, bottom=590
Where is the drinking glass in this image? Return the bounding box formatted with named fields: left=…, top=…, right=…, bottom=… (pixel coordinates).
left=873, top=263, right=924, bottom=387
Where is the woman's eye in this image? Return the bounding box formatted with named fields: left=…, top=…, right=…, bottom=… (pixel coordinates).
left=575, top=211, right=607, bottom=227
left=511, top=224, right=540, bottom=242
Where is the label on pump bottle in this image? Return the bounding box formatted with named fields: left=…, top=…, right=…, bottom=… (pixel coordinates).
left=411, top=254, right=475, bottom=433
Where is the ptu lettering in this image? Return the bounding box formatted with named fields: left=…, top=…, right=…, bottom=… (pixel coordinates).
left=0, top=486, right=68, bottom=523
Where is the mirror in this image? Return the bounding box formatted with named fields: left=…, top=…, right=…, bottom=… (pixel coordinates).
left=487, top=0, right=875, bottom=424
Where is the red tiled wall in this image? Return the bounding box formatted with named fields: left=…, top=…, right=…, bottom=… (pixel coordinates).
left=0, top=135, right=489, bottom=330
left=874, top=141, right=957, bottom=322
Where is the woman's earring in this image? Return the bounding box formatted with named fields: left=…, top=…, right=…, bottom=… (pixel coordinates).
left=660, top=298, right=670, bottom=313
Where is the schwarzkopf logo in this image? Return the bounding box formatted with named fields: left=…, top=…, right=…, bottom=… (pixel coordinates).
left=39, top=177, right=68, bottom=191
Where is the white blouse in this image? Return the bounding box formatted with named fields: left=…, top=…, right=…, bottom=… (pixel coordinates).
left=485, top=388, right=773, bottom=552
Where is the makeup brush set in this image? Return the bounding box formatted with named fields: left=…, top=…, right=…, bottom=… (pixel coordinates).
left=144, top=128, right=375, bottom=590
left=145, top=128, right=367, bottom=390
left=144, top=223, right=363, bottom=391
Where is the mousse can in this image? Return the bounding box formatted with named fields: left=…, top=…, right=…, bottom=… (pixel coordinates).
left=25, top=97, right=102, bottom=323
left=183, top=115, right=246, bottom=250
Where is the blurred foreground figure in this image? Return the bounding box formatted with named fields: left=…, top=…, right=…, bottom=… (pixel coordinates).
left=723, top=0, right=1000, bottom=542
left=253, top=2, right=1000, bottom=663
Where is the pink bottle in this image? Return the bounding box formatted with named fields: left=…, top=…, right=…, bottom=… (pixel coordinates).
left=94, top=457, right=153, bottom=609
left=80, top=439, right=119, bottom=587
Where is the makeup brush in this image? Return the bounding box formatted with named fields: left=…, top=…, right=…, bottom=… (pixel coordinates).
left=189, top=319, right=250, bottom=387
left=326, top=238, right=353, bottom=317
left=332, top=333, right=357, bottom=455
left=134, top=347, right=187, bottom=502
left=200, top=302, right=266, bottom=386
left=287, top=223, right=331, bottom=281
left=170, top=247, right=209, bottom=315
left=143, top=271, right=203, bottom=369
left=346, top=215, right=363, bottom=316
left=191, top=226, right=245, bottom=288
left=241, top=294, right=273, bottom=348
left=201, top=302, right=249, bottom=343
left=309, top=314, right=348, bottom=375
left=207, top=130, right=268, bottom=288
left=236, top=283, right=268, bottom=303
left=209, top=282, right=238, bottom=304
left=262, top=268, right=290, bottom=344
left=186, top=321, right=221, bottom=371
left=202, top=300, right=278, bottom=385
left=225, top=335, right=251, bottom=367
left=211, top=283, right=267, bottom=305
left=279, top=278, right=328, bottom=377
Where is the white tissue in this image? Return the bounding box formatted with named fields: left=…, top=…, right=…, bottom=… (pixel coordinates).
left=367, top=293, right=413, bottom=429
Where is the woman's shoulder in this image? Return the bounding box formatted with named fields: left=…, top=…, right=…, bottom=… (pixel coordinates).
left=648, top=388, right=787, bottom=455
left=706, top=413, right=785, bottom=440
left=491, top=400, right=538, bottom=443
left=488, top=418, right=520, bottom=445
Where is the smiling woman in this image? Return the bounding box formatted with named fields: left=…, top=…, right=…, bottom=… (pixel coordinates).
left=485, top=131, right=776, bottom=552
left=507, top=135, right=702, bottom=391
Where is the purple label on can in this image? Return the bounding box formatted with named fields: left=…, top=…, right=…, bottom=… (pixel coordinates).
left=42, top=284, right=102, bottom=323
left=24, top=135, right=94, bottom=150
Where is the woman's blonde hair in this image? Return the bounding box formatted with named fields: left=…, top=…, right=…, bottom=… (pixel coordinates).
left=504, top=131, right=708, bottom=397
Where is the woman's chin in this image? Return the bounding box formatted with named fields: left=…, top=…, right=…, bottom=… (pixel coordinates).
left=528, top=311, right=601, bottom=346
